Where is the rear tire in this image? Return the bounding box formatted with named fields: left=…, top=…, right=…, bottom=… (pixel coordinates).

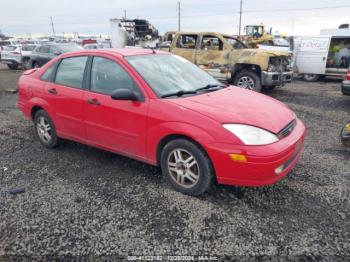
left=233, top=70, right=262, bottom=92
left=302, top=74, right=319, bottom=82
left=32, top=61, right=39, bottom=68
left=160, top=139, right=214, bottom=196
left=7, top=64, right=18, bottom=70
left=34, top=110, right=60, bottom=148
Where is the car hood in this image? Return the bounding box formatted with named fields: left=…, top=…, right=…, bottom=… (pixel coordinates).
left=168, top=87, right=295, bottom=134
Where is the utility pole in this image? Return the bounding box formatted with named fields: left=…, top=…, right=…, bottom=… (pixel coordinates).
left=177, top=1, right=181, bottom=32
left=123, top=10, right=127, bottom=19
left=50, top=16, right=56, bottom=36
left=238, top=0, right=243, bottom=36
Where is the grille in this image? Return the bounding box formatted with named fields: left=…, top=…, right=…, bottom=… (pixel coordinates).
left=269, top=56, right=291, bottom=72
left=278, top=119, right=296, bottom=139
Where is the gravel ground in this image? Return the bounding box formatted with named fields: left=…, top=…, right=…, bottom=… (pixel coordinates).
left=0, top=67, right=349, bottom=261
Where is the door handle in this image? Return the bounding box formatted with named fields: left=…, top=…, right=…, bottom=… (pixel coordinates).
left=87, top=98, right=101, bottom=106
left=48, top=88, right=58, bottom=94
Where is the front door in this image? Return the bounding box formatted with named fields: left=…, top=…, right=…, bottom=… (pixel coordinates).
left=83, top=56, right=148, bottom=159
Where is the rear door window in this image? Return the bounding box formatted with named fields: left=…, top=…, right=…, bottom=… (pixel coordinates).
left=39, top=45, right=50, bottom=54
left=201, top=35, right=224, bottom=51
left=4, top=46, right=17, bottom=51
left=55, top=56, right=88, bottom=88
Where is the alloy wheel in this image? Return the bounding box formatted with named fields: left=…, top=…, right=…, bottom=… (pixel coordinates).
left=167, top=149, right=200, bottom=188
left=237, top=76, right=255, bottom=90
left=36, top=116, right=52, bottom=143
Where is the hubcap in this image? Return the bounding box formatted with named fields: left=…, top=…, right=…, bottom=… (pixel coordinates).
left=167, top=149, right=200, bottom=188
left=304, top=74, right=316, bottom=81
left=237, top=76, right=255, bottom=90
left=36, top=116, right=52, bottom=143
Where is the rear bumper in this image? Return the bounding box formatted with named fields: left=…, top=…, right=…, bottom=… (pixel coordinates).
left=204, top=119, right=306, bottom=187
left=1, top=59, right=20, bottom=65
left=341, top=80, right=350, bottom=95
left=261, top=71, right=293, bottom=87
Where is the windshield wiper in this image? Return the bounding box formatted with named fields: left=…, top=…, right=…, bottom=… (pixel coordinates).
left=161, top=90, right=197, bottom=98
left=196, top=84, right=227, bottom=92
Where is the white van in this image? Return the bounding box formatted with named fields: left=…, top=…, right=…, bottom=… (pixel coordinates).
left=293, top=31, right=350, bottom=81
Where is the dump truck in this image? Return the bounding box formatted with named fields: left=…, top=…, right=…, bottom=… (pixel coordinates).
left=164, top=32, right=293, bottom=92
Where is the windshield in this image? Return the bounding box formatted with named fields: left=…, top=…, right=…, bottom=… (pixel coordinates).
left=126, top=54, right=221, bottom=98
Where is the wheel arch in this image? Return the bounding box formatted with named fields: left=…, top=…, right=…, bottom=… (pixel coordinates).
left=232, top=63, right=262, bottom=77
left=31, top=105, right=44, bottom=119
left=28, top=97, right=54, bottom=121
left=156, top=134, right=210, bottom=166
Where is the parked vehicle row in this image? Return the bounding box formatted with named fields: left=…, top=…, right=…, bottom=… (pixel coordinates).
left=22, top=43, right=84, bottom=69
left=0, top=43, right=84, bottom=70
left=0, top=45, right=36, bottom=69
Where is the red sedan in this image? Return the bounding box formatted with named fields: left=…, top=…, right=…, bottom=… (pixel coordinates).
left=18, top=49, right=306, bottom=196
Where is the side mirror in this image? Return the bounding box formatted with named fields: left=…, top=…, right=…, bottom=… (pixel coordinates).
left=111, top=88, right=139, bottom=101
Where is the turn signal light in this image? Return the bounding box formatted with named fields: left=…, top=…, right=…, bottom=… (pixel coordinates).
left=229, top=154, right=247, bottom=162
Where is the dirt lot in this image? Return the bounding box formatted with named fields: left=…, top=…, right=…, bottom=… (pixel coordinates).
left=0, top=65, right=349, bottom=260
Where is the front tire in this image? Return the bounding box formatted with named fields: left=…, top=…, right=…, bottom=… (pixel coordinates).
left=161, top=139, right=214, bottom=196
left=34, top=110, right=59, bottom=148
left=233, top=70, right=262, bottom=92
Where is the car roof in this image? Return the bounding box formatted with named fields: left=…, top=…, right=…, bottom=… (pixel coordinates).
left=61, top=48, right=169, bottom=58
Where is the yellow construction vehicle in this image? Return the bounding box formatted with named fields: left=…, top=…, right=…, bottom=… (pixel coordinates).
left=241, top=25, right=274, bottom=48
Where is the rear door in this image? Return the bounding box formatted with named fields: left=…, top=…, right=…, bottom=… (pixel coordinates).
left=44, top=55, right=88, bottom=140
left=170, top=34, right=198, bottom=63
left=36, top=45, right=50, bottom=66
left=295, top=36, right=331, bottom=74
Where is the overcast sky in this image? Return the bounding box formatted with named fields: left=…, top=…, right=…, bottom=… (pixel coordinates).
left=1, top=0, right=350, bottom=37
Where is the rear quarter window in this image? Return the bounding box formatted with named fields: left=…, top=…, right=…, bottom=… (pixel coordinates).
left=40, top=63, right=57, bottom=82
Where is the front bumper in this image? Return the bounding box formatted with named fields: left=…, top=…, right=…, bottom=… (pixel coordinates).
left=341, top=80, right=350, bottom=95
left=204, top=119, right=306, bottom=187
left=261, top=70, right=293, bottom=87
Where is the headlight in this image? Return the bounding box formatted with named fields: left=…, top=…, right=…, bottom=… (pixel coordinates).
left=223, top=124, right=279, bottom=145
left=267, top=64, right=276, bottom=72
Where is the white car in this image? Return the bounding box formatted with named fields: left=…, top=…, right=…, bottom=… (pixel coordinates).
left=0, top=45, right=36, bottom=70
